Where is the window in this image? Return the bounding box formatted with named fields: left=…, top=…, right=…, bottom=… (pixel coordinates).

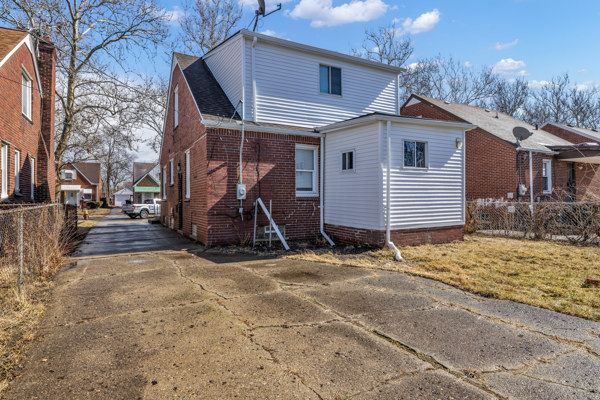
left=63, top=169, right=75, bottom=180
left=542, top=159, right=552, bottom=194
left=1, top=144, right=7, bottom=199
left=341, top=150, right=354, bottom=171
left=14, top=150, right=20, bottom=193
left=319, top=65, right=341, bottom=95
left=295, top=144, right=318, bottom=196
left=162, top=165, right=167, bottom=199
left=173, top=85, right=179, bottom=128
left=29, top=157, right=35, bottom=200
left=169, top=159, right=174, bottom=185
left=22, top=71, right=32, bottom=119
left=403, top=140, right=427, bottom=168
left=185, top=150, right=191, bottom=199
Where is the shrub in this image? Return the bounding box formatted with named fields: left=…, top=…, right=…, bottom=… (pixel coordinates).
left=86, top=201, right=101, bottom=209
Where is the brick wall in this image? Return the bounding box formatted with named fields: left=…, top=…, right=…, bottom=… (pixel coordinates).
left=0, top=43, right=43, bottom=202
left=542, top=124, right=600, bottom=145
left=59, top=163, right=99, bottom=202
left=37, top=38, right=56, bottom=202
left=325, top=224, right=463, bottom=247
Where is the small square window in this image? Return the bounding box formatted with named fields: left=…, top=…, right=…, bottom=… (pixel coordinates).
left=404, top=140, right=427, bottom=168
left=341, top=151, right=354, bottom=171
left=319, top=65, right=342, bottom=95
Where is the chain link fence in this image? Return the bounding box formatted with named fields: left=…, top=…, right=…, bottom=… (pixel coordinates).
left=0, top=204, right=77, bottom=299
left=466, top=200, right=600, bottom=245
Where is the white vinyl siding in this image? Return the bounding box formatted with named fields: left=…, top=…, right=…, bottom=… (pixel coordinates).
left=324, top=125, right=381, bottom=229
left=542, top=159, right=552, bottom=194
left=1, top=144, right=7, bottom=199
left=385, top=122, right=465, bottom=230
left=185, top=150, right=190, bottom=199
left=248, top=39, right=398, bottom=127
left=14, top=150, right=20, bottom=193
left=22, top=70, right=32, bottom=119
left=173, top=85, right=179, bottom=128
left=204, top=35, right=244, bottom=112
left=295, top=144, right=318, bottom=197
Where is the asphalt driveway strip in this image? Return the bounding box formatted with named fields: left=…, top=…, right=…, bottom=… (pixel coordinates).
left=3, top=211, right=600, bottom=399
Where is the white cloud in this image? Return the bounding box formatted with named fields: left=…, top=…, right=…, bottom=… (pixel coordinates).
left=260, top=29, right=286, bottom=38
left=528, top=80, right=549, bottom=89
left=492, top=58, right=527, bottom=75
left=164, top=6, right=184, bottom=24
left=289, top=0, right=389, bottom=28
left=394, top=9, right=440, bottom=34
left=464, top=61, right=472, bottom=68
left=494, top=38, right=519, bottom=50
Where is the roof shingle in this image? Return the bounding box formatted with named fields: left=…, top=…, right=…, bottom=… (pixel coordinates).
left=0, top=27, right=27, bottom=64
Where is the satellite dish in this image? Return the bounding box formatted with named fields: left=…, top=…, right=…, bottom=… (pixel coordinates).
left=512, top=126, right=533, bottom=143
left=257, top=0, right=265, bottom=15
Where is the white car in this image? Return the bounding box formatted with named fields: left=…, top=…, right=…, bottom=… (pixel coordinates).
left=122, top=198, right=161, bottom=219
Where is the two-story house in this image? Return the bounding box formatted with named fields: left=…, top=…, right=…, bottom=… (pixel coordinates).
left=132, top=162, right=160, bottom=203
left=160, top=30, right=472, bottom=250
left=401, top=94, right=600, bottom=202
left=59, top=162, right=102, bottom=205
left=0, top=27, right=56, bottom=203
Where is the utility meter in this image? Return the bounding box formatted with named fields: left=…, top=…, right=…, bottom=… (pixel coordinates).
left=236, top=183, right=247, bottom=200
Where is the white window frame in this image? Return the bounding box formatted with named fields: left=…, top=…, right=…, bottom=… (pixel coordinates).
left=403, top=139, right=428, bottom=169
left=295, top=144, right=318, bottom=197
left=62, top=169, right=75, bottom=180
left=22, top=69, right=32, bottom=120
left=341, top=149, right=355, bottom=172
left=185, top=149, right=191, bottom=199
left=14, top=150, right=20, bottom=193
left=1, top=143, right=8, bottom=199
left=542, top=159, right=552, bottom=194
left=162, top=165, right=167, bottom=199
left=173, top=85, right=179, bottom=128
left=169, top=159, right=174, bottom=185
left=29, top=157, right=35, bottom=200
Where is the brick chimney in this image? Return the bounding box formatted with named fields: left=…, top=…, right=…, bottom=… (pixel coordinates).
left=36, top=37, right=57, bottom=202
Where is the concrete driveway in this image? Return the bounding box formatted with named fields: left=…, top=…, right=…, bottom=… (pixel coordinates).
left=4, top=209, right=600, bottom=399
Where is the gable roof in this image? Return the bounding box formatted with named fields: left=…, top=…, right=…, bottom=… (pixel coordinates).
left=173, top=52, right=239, bottom=121
left=133, top=162, right=159, bottom=186
left=71, top=162, right=101, bottom=185
left=405, top=94, right=571, bottom=153
left=542, top=122, right=600, bottom=143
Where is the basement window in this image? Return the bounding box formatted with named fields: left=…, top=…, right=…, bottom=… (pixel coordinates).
left=295, top=144, right=318, bottom=197
left=341, top=150, right=354, bottom=171
left=319, top=65, right=342, bottom=95
left=403, top=140, right=427, bottom=168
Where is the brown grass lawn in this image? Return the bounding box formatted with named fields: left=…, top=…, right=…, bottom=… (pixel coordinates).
left=288, top=235, right=600, bottom=321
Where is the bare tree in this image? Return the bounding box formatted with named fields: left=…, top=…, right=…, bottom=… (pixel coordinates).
left=0, top=0, right=168, bottom=176
left=133, top=76, right=168, bottom=153
left=568, top=85, right=600, bottom=128
left=523, top=73, right=571, bottom=127
left=352, top=23, right=413, bottom=67
left=486, top=78, right=529, bottom=117
left=99, top=128, right=135, bottom=202
left=399, top=55, right=500, bottom=104
left=179, top=0, right=242, bottom=54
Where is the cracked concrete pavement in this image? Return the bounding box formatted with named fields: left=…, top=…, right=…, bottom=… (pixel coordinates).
left=4, top=209, right=600, bottom=399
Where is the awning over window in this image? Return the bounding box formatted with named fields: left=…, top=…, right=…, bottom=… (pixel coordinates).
left=134, top=186, right=160, bottom=193
left=549, top=143, right=600, bottom=164
left=60, top=184, right=81, bottom=191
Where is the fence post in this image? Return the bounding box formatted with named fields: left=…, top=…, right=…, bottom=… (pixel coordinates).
left=17, top=210, right=24, bottom=298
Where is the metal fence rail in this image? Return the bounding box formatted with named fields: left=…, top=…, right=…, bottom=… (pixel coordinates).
left=0, top=204, right=77, bottom=297
left=466, top=200, right=600, bottom=244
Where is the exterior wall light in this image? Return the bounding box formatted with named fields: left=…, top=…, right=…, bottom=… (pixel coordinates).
left=456, top=137, right=464, bottom=149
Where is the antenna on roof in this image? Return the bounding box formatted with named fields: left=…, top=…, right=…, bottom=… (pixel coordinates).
left=513, top=126, right=533, bottom=146
left=252, top=0, right=282, bottom=31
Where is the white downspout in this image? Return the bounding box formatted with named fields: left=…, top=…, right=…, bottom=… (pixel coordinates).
left=385, top=121, right=403, bottom=261
left=528, top=150, right=534, bottom=211
left=251, top=37, right=257, bottom=123
left=320, top=135, right=334, bottom=246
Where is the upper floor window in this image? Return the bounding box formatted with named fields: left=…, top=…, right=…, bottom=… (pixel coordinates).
left=174, top=85, right=179, bottom=128
left=319, top=65, right=341, bottom=95
left=62, top=169, right=75, bottom=180
left=542, top=159, right=552, bottom=193
left=341, top=150, right=354, bottom=171
left=404, top=140, right=427, bottom=168
left=22, top=70, right=32, bottom=120
left=295, top=144, right=318, bottom=197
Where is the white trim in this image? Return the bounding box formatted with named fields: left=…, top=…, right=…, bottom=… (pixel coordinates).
left=21, top=68, right=32, bottom=120
left=169, top=159, right=174, bottom=185
left=340, top=149, right=355, bottom=172
left=1, top=143, right=8, bottom=199
left=29, top=157, right=35, bottom=200
left=0, top=34, right=43, bottom=94
left=402, top=139, right=429, bottom=169
left=162, top=165, right=167, bottom=199
left=295, top=144, right=318, bottom=197
left=542, top=159, right=552, bottom=194
left=184, top=149, right=191, bottom=199
left=14, top=149, right=20, bottom=193
left=320, top=113, right=474, bottom=133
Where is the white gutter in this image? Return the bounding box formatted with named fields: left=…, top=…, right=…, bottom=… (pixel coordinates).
left=319, top=136, right=334, bottom=246
left=385, top=121, right=402, bottom=262
left=251, top=36, right=258, bottom=123
left=201, top=119, right=322, bottom=138
left=321, top=113, right=474, bottom=134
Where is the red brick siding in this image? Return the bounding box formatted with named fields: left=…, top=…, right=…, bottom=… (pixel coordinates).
left=60, top=163, right=100, bottom=202
left=325, top=224, right=464, bottom=247
left=542, top=124, right=600, bottom=145
left=37, top=39, right=56, bottom=202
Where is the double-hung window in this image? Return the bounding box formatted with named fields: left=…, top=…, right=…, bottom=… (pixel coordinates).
left=319, top=65, right=341, bottom=95
left=341, top=150, right=354, bottom=171
left=542, top=159, right=552, bottom=194
left=14, top=150, right=20, bottom=193
left=173, top=85, right=179, bottom=128
left=185, top=150, right=191, bottom=199
left=162, top=165, right=167, bottom=199
left=295, top=144, right=318, bottom=197
left=1, top=143, right=7, bottom=199
left=169, top=159, right=174, bottom=185
left=22, top=70, right=32, bottom=120
left=403, top=140, right=427, bottom=168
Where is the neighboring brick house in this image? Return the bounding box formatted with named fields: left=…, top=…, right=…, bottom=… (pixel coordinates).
left=401, top=94, right=600, bottom=202
left=541, top=123, right=600, bottom=200
left=132, top=162, right=160, bottom=203
left=0, top=27, right=56, bottom=203
left=59, top=162, right=102, bottom=205
left=160, top=30, right=472, bottom=248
